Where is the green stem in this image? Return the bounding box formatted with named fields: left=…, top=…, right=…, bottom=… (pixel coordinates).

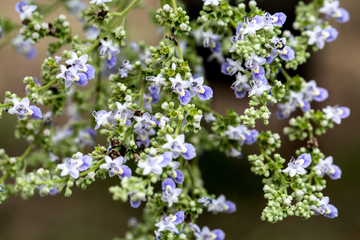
left=255, top=142, right=275, bottom=163
left=174, top=115, right=182, bottom=136
left=193, top=102, right=222, bottom=118
left=279, top=172, right=288, bottom=195
left=171, top=0, right=178, bottom=13
left=83, top=0, right=140, bottom=55
left=229, top=18, right=237, bottom=29
left=18, top=124, right=47, bottom=163
left=176, top=44, right=183, bottom=60
left=123, top=121, right=136, bottom=142
left=280, top=67, right=292, bottom=82
left=139, top=77, right=145, bottom=109
left=0, top=173, right=10, bottom=184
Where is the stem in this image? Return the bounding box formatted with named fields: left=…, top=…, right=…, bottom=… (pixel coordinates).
left=139, top=77, right=145, bottom=109
left=171, top=0, right=178, bottom=13
left=174, top=115, right=182, bottom=136
left=83, top=0, right=140, bottom=55
left=78, top=159, right=105, bottom=178
left=0, top=173, right=10, bottom=184
left=18, top=124, right=47, bottom=163
left=255, top=142, right=275, bottom=163
left=176, top=44, right=183, bottom=60
left=123, top=121, right=136, bottom=142
left=280, top=67, right=292, bottom=82
left=193, top=102, right=222, bottom=118
left=229, top=19, right=237, bottom=29
left=94, top=54, right=102, bottom=110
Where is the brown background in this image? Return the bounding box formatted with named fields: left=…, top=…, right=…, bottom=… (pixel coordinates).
left=0, top=0, right=359, bottom=239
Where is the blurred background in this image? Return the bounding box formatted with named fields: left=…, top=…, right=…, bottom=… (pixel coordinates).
left=0, top=0, right=359, bottom=239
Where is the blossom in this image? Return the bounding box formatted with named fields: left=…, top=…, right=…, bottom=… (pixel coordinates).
left=322, top=105, right=350, bottom=124
left=265, top=38, right=295, bottom=62
left=100, top=156, right=132, bottom=179
left=15, top=1, right=37, bottom=20
left=56, top=65, right=88, bottom=88
left=142, top=92, right=161, bottom=111
left=242, top=16, right=263, bottom=36
left=169, top=73, right=191, bottom=105
left=224, top=125, right=259, bottom=145
left=204, top=113, right=217, bottom=122
left=310, top=196, right=338, bottom=218
left=128, top=190, right=146, bottom=208
left=244, top=52, right=266, bottom=81
left=162, top=134, right=196, bottom=160
left=226, top=147, right=242, bottom=158
left=314, top=156, right=341, bottom=180
left=319, top=0, right=349, bottom=23
left=287, top=90, right=310, bottom=112
left=0, top=184, right=3, bottom=192
left=12, top=35, right=36, bottom=59
left=261, top=12, right=287, bottom=31
left=114, top=102, right=133, bottom=125
left=282, top=153, right=312, bottom=177
left=276, top=101, right=297, bottom=119
left=85, top=26, right=99, bottom=40
left=155, top=210, right=184, bottom=234
left=92, top=110, right=112, bottom=130
left=302, top=80, right=328, bottom=102
left=65, top=52, right=95, bottom=80
left=135, top=127, right=155, bottom=147
left=57, top=155, right=93, bottom=179
left=202, top=30, right=221, bottom=53
left=134, top=112, right=157, bottom=134
left=202, top=0, right=219, bottom=6
left=197, top=196, right=212, bottom=206
left=90, top=0, right=112, bottom=6
left=189, top=77, right=213, bottom=100
left=221, top=58, right=244, bottom=76
left=146, top=73, right=165, bottom=94
left=138, top=152, right=172, bottom=175
left=231, top=72, right=251, bottom=98
left=170, top=161, right=184, bottom=184
left=99, top=39, right=120, bottom=68
left=189, top=223, right=225, bottom=240
left=74, top=127, right=96, bottom=148
left=207, top=195, right=236, bottom=214
left=306, top=25, right=338, bottom=49
left=8, top=98, right=42, bottom=120
left=161, top=178, right=182, bottom=207
left=118, top=60, right=133, bottom=78
left=248, top=79, right=271, bottom=97
left=159, top=116, right=169, bottom=130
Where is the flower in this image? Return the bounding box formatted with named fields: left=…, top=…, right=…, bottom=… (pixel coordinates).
left=146, top=73, right=165, bottom=94
left=74, top=127, right=97, bottom=148
left=99, top=39, right=120, bottom=68
left=12, top=35, right=36, bottom=59
left=202, top=0, right=219, bottom=6
left=128, top=190, right=146, bottom=208
left=231, top=72, right=251, bottom=98
left=319, top=0, right=349, bottom=23
left=8, top=98, right=42, bottom=120
left=310, top=196, right=338, bottom=218
left=15, top=1, right=37, bottom=20
left=100, top=156, right=132, bottom=179
left=85, top=26, right=99, bottom=40
left=161, top=178, right=182, bottom=207
left=244, top=52, right=266, bottom=81
left=0, top=184, right=3, bottom=193
left=57, top=155, right=93, bottom=179
left=207, top=195, right=236, bottom=214
left=134, top=112, right=157, bottom=134
left=114, top=102, right=133, bottom=125
left=65, top=52, right=95, bottom=80
left=221, top=58, right=244, bottom=76
left=56, top=65, right=88, bottom=88
left=138, top=152, right=172, bottom=175
left=118, top=60, right=133, bottom=78
left=189, top=223, right=225, bottom=240
left=169, top=73, right=191, bottom=105
left=282, top=153, right=312, bottom=177
left=92, top=110, right=112, bottom=130
left=89, top=0, right=112, bottom=6
left=197, top=196, right=212, bottom=206
left=260, top=12, right=287, bottom=31
left=142, top=92, right=161, bottom=111
left=248, top=79, right=271, bottom=97
left=159, top=116, right=169, bottom=130
left=189, top=77, right=213, bottom=100
left=162, top=134, right=196, bottom=160
left=224, top=125, right=259, bottom=145
left=314, top=156, right=341, bottom=180
left=204, top=113, right=217, bottom=122
left=242, top=16, right=263, bottom=36
left=155, top=210, right=184, bottom=234
left=265, top=38, right=295, bottom=62
left=302, top=80, right=328, bottom=102
left=170, top=161, right=184, bottom=184
left=306, top=25, right=338, bottom=49
left=202, top=30, right=221, bottom=53
left=322, top=105, right=350, bottom=124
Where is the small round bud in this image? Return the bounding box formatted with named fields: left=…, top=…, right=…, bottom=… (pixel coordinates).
left=308, top=16, right=316, bottom=22
left=161, top=102, right=169, bottom=109
left=284, top=198, right=291, bottom=205
left=27, top=135, right=34, bottom=142
left=267, top=138, right=275, bottom=145
left=59, top=14, right=67, bottom=21
left=179, top=234, right=186, bottom=239
left=273, top=133, right=280, bottom=140
left=249, top=1, right=257, bottom=7
left=41, top=22, right=49, bottom=30
left=62, top=21, right=70, bottom=27
left=180, top=23, right=187, bottom=31
left=74, top=152, right=83, bottom=159
left=296, top=190, right=304, bottom=198
left=194, top=114, right=202, bottom=122
left=9, top=157, right=16, bottom=164
left=125, top=95, right=132, bottom=102
left=145, top=58, right=152, bottom=65
left=163, top=4, right=172, bottom=12
left=37, top=168, right=45, bottom=176
left=120, top=85, right=127, bottom=92
left=283, top=30, right=291, bottom=38
left=309, top=195, right=317, bottom=202
left=26, top=123, right=34, bottom=130
left=262, top=112, right=269, bottom=119
left=43, top=129, right=51, bottom=136
left=34, top=24, right=41, bottom=31
left=32, top=32, right=39, bottom=39
left=149, top=148, right=157, bottom=156
left=289, top=118, right=296, bottom=126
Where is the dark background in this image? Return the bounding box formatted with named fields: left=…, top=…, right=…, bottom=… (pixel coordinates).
left=0, top=0, right=359, bottom=239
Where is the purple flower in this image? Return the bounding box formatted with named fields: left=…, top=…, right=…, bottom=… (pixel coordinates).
left=221, top=58, right=244, bottom=76
left=306, top=26, right=338, bottom=50
left=38, top=184, right=58, bottom=196
left=224, top=125, right=258, bottom=145
left=146, top=73, right=165, bottom=94
left=229, top=33, right=243, bottom=53
left=99, top=39, right=120, bottom=68
left=155, top=210, right=184, bottom=234
left=242, top=16, right=263, bottom=36
left=287, top=90, right=310, bottom=112
left=169, top=73, right=191, bottom=105
left=314, top=156, right=341, bottom=180
left=142, top=92, right=161, bottom=111
left=231, top=72, right=251, bottom=98
left=12, top=35, right=36, bottom=59
left=161, top=178, right=182, bottom=207
left=85, top=26, right=99, bottom=40
left=134, top=112, right=157, bottom=134
left=135, top=128, right=155, bottom=147
left=114, top=102, right=133, bottom=125
left=310, top=196, right=338, bottom=218
left=276, top=101, right=297, bottom=119
left=245, top=52, right=266, bottom=81
left=202, top=30, right=221, bottom=53
left=302, top=80, right=328, bottom=102
left=100, top=156, right=131, bottom=179
left=65, top=52, right=95, bottom=80
left=261, top=12, right=287, bottom=31
left=323, top=105, right=350, bottom=124
left=74, top=127, right=97, bottom=148
left=189, top=223, right=225, bottom=240
left=319, top=0, right=349, bottom=23
left=56, top=65, right=88, bottom=88
left=92, top=110, right=112, bottom=130
left=207, top=195, right=236, bottom=214
left=282, top=153, right=312, bottom=177
left=225, top=147, right=242, bottom=158
left=170, top=161, right=184, bottom=184
left=204, top=113, right=217, bottom=122
left=8, top=98, right=42, bottom=120
left=138, top=152, right=172, bottom=175
left=128, top=190, right=146, bottom=208
left=197, top=196, right=213, bottom=206
left=248, top=79, right=271, bottom=97
left=189, top=77, right=213, bottom=100
left=162, top=134, right=196, bottom=160
left=15, top=1, right=37, bottom=20
left=57, top=155, right=93, bottom=179
left=90, top=0, right=112, bottom=6
left=266, top=38, right=295, bottom=62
